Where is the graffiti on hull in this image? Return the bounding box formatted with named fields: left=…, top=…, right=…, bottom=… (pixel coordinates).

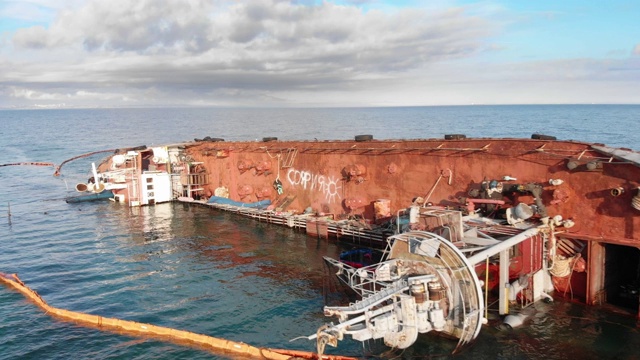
left=286, top=168, right=342, bottom=204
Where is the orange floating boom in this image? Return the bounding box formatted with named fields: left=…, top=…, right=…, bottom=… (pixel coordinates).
left=0, top=273, right=357, bottom=360
left=0, top=162, right=55, bottom=168
left=53, top=149, right=118, bottom=177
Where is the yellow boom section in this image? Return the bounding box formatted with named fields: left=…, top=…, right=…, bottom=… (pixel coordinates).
left=0, top=272, right=357, bottom=360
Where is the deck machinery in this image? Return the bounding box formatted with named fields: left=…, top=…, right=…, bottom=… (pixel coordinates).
left=308, top=207, right=547, bottom=355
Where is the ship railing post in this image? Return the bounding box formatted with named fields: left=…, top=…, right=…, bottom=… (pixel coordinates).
left=485, top=256, right=489, bottom=320
left=499, top=249, right=509, bottom=315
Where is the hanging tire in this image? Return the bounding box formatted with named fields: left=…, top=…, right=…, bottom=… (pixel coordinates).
left=531, top=134, right=557, bottom=140
left=355, top=135, right=373, bottom=142
left=444, top=134, right=466, bottom=140
left=263, top=137, right=278, bottom=142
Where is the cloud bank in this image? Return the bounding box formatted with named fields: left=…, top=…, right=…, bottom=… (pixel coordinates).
left=1, top=0, right=638, bottom=108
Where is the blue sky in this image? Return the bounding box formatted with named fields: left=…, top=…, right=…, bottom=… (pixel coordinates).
left=490, top=1, right=638, bottom=60
left=0, top=0, right=638, bottom=108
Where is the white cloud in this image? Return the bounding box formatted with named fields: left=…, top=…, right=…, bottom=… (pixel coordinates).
left=12, top=0, right=217, bottom=52
left=2, top=0, right=497, bottom=107
left=2, top=0, right=638, bottom=108
left=10, top=87, right=60, bottom=100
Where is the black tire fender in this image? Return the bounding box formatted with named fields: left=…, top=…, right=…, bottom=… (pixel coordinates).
left=531, top=134, right=557, bottom=140
left=354, top=134, right=373, bottom=142
left=204, top=137, right=225, bottom=142
left=444, top=134, right=466, bottom=140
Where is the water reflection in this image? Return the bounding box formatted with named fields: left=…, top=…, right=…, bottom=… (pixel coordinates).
left=132, top=203, right=640, bottom=359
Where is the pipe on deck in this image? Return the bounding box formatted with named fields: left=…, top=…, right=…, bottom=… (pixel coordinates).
left=465, top=227, right=540, bottom=316
left=466, top=228, right=540, bottom=266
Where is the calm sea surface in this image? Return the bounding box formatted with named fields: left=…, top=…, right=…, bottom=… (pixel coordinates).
left=1, top=105, right=639, bottom=359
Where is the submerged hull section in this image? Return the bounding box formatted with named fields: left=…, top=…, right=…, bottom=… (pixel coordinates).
left=93, top=135, right=640, bottom=352
left=65, top=190, right=114, bottom=203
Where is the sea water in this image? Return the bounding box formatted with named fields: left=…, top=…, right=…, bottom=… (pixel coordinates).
left=1, top=105, right=639, bottom=359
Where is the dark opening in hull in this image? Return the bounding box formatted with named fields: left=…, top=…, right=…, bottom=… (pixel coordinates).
left=606, top=244, right=640, bottom=312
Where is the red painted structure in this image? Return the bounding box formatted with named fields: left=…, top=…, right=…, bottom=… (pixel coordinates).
left=101, top=135, right=640, bottom=316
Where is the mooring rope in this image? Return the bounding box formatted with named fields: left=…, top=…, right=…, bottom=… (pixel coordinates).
left=550, top=254, right=580, bottom=278
left=0, top=272, right=357, bottom=360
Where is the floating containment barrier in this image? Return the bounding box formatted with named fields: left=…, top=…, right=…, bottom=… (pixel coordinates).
left=0, top=272, right=357, bottom=360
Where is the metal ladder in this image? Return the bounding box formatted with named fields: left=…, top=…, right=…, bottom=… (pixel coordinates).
left=325, top=279, right=410, bottom=315
left=281, top=148, right=298, bottom=168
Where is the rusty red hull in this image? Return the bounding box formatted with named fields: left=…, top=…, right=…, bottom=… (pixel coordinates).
left=101, top=135, right=640, bottom=315
left=184, top=138, right=639, bottom=242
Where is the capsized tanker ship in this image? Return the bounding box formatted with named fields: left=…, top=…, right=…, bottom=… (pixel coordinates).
left=79, top=134, right=640, bottom=354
